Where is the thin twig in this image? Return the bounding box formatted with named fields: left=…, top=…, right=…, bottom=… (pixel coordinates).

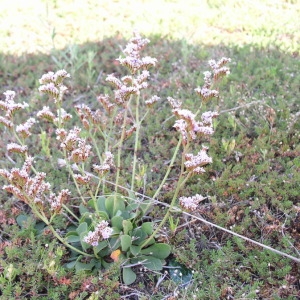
left=219, top=100, right=265, bottom=114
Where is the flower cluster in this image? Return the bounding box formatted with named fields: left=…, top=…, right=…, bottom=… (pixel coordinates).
left=7, top=143, right=28, bottom=154
left=56, top=127, right=92, bottom=163
left=39, top=69, right=70, bottom=103
left=184, top=146, right=212, bottom=175
left=145, top=95, right=160, bottom=107
left=105, top=74, right=137, bottom=105
left=36, top=106, right=55, bottom=122
left=194, top=57, right=231, bottom=102
left=0, top=156, right=70, bottom=212
left=93, top=151, right=115, bottom=177
left=179, top=194, right=205, bottom=211
left=75, top=103, right=102, bottom=129
left=209, top=57, right=231, bottom=80
left=37, top=106, right=72, bottom=126
left=97, top=94, right=115, bottom=115
left=168, top=97, right=219, bottom=144
left=169, top=57, right=230, bottom=175
left=48, top=189, right=71, bottom=213
left=117, top=32, right=157, bottom=74
left=83, top=220, right=113, bottom=247
left=74, top=174, right=91, bottom=185
left=16, top=118, right=36, bottom=139
left=0, top=90, right=28, bottom=128
left=99, top=32, right=157, bottom=107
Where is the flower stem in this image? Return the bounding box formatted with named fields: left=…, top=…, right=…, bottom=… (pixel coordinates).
left=152, top=136, right=182, bottom=199
left=115, top=100, right=131, bottom=192
left=141, top=172, right=191, bottom=248
left=131, top=92, right=140, bottom=191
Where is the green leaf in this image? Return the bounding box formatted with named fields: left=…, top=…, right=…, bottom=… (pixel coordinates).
left=122, top=209, right=137, bottom=220
left=108, top=237, right=121, bottom=251
left=105, top=194, right=126, bottom=217
left=122, top=267, right=137, bottom=285
left=65, top=260, right=77, bottom=269
left=76, top=222, right=88, bottom=235
left=79, top=203, right=89, bottom=215
left=75, top=261, right=96, bottom=272
left=139, top=200, right=152, bottom=214
left=102, top=260, right=113, bottom=269
left=95, top=240, right=108, bottom=254
left=66, top=230, right=78, bottom=237
left=96, top=196, right=107, bottom=212
left=143, top=237, right=155, bottom=247
left=111, top=215, right=124, bottom=230
left=98, top=211, right=110, bottom=220
left=132, top=228, right=147, bottom=245
left=66, top=235, right=81, bottom=243
left=121, top=235, right=132, bottom=252
left=16, top=214, right=30, bottom=228
left=35, top=221, right=46, bottom=234
left=141, top=243, right=171, bottom=259
left=127, top=190, right=136, bottom=204
left=87, top=199, right=95, bottom=209
left=125, top=202, right=139, bottom=212
left=123, top=220, right=133, bottom=235
left=130, top=245, right=141, bottom=256
left=133, top=256, right=163, bottom=271
left=167, top=258, right=193, bottom=284
left=141, top=222, right=153, bottom=235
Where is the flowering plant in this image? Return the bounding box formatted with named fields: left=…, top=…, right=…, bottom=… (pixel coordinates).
left=0, top=32, right=230, bottom=285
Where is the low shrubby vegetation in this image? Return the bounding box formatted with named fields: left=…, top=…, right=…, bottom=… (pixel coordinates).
left=0, top=1, right=299, bottom=299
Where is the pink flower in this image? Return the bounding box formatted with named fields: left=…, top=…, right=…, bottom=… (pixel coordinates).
left=179, top=194, right=205, bottom=211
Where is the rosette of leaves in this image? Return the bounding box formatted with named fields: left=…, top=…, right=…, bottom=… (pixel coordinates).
left=65, top=192, right=171, bottom=285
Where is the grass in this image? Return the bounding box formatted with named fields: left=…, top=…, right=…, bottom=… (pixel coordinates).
left=0, top=0, right=300, bottom=299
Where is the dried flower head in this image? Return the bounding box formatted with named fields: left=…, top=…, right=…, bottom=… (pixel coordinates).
left=75, top=104, right=101, bottom=129
left=69, top=139, right=92, bottom=163
left=39, top=70, right=70, bottom=85
left=194, top=57, right=230, bottom=103
left=184, top=146, right=212, bottom=175
left=114, top=85, right=138, bottom=105
left=54, top=108, right=72, bottom=125
left=145, top=95, right=160, bottom=107
left=74, top=174, right=91, bottom=185
left=39, top=82, right=60, bottom=99
left=201, top=111, right=219, bottom=126
left=0, top=157, right=67, bottom=211
left=0, top=116, right=13, bottom=128
left=93, top=151, right=115, bottom=177
left=16, top=118, right=36, bottom=138
left=7, top=143, right=28, bottom=154
left=83, top=220, right=113, bottom=247
left=179, top=194, right=205, bottom=211
left=209, top=57, right=231, bottom=81
left=117, top=32, right=156, bottom=74
left=125, top=125, right=137, bottom=139
left=39, top=70, right=70, bottom=102
left=0, top=90, right=28, bottom=118
left=37, top=106, right=55, bottom=122
left=194, top=87, right=219, bottom=102
left=58, top=127, right=81, bottom=151
left=48, top=189, right=71, bottom=213
left=97, top=94, right=115, bottom=114
left=124, top=31, right=150, bottom=58
left=167, top=97, right=182, bottom=109
left=3, top=90, right=16, bottom=101
left=106, top=74, right=123, bottom=89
